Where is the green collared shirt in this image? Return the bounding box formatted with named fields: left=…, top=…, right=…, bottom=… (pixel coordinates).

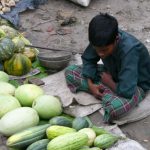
left=82, top=30, right=150, bottom=98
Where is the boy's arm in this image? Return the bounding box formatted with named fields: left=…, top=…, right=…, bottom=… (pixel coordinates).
left=81, top=44, right=100, bottom=81
left=82, top=44, right=104, bottom=98
left=100, top=72, right=116, bottom=92
left=116, top=48, right=139, bottom=98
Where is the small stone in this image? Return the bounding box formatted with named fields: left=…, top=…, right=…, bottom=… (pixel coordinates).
left=0, top=145, right=8, bottom=150
left=143, top=139, right=149, bottom=142
left=106, top=5, right=111, bottom=9
left=144, top=121, right=149, bottom=124
left=69, top=105, right=75, bottom=108
left=145, top=39, right=150, bottom=43
left=56, top=10, right=73, bottom=20
left=41, top=14, right=51, bottom=20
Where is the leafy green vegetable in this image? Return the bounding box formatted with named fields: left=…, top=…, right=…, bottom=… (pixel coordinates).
left=9, top=80, right=21, bottom=88
left=32, top=58, right=41, bottom=68
left=32, top=58, right=48, bottom=79
left=33, top=72, right=48, bottom=79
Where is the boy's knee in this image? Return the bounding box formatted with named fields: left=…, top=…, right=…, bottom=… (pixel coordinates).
left=65, top=65, right=76, bottom=78
left=65, top=65, right=77, bottom=71
left=65, top=65, right=78, bottom=75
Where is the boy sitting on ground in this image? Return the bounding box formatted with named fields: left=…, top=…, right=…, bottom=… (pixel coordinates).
left=65, top=13, right=150, bottom=123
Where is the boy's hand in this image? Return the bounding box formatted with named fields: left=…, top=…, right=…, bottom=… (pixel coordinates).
left=89, top=84, right=104, bottom=99
left=88, top=79, right=104, bottom=99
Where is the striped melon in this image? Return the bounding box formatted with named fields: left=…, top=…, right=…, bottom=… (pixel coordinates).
left=0, top=37, right=15, bottom=61
left=4, top=53, right=32, bottom=76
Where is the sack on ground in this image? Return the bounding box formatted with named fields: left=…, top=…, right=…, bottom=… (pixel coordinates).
left=69, top=0, right=91, bottom=7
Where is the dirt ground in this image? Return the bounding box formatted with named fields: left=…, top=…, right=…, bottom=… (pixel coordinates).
left=18, top=0, right=150, bottom=149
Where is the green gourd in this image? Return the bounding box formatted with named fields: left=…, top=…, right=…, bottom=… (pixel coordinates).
left=7, top=124, right=50, bottom=149
left=4, top=53, right=32, bottom=76
left=94, top=133, right=120, bottom=149
left=49, top=116, right=73, bottom=127
left=47, top=132, right=88, bottom=150
left=0, top=37, right=15, bottom=61
left=26, top=139, right=49, bottom=150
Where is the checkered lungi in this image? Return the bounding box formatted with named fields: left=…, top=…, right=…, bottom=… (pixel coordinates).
left=65, top=65, right=145, bottom=123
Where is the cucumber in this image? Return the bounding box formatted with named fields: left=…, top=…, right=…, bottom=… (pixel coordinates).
left=38, top=120, right=49, bottom=125
left=7, top=124, right=50, bottom=148
left=72, top=117, right=89, bottom=131
left=46, top=125, right=76, bottom=139
left=79, top=147, right=101, bottom=150
left=26, top=139, right=49, bottom=150
left=94, top=134, right=119, bottom=149
left=84, top=117, right=93, bottom=128
left=92, top=126, right=108, bottom=136
left=47, top=132, right=88, bottom=150
left=61, top=113, right=74, bottom=121
left=49, top=116, right=72, bottom=127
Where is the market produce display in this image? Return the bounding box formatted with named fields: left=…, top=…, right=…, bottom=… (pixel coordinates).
left=0, top=20, right=124, bottom=149
left=0, top=24, right=40, bottom=77
left=0, top=0, right=20, bottom=14
left=0, top=71, right=124, bottom=150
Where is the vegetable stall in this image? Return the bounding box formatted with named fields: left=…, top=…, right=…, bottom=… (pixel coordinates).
left=0, top=18, right=50, bottom=88
left=0, top=26, right=123, bottom=148
left=0, top=74, right=123, bottom=150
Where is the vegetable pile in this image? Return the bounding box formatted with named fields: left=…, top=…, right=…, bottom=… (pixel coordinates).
left=0, top=71, right=124, bottom=150
left=0, top=0, right=20, bottom=14
left=0, top=23, right=48, bottom=78
left=0, top=17, right=124, bottom=150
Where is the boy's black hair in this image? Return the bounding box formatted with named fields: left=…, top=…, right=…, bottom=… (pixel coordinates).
left=89, top=13, right=118, bottom=47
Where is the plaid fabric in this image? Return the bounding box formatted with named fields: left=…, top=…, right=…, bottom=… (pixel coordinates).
left=65, top=65, right=145, bottom=123
left=102, top=87, right=144, bottom=122
left=65, top=65, right=89, bottom=93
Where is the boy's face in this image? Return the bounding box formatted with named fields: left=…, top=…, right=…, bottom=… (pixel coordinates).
left=94, top=42, right=116, bottom=59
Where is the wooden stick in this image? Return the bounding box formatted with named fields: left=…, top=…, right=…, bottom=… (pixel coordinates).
left=25, top=44, right=83, bottom=55
left=31, top=19, right=55, bottom=29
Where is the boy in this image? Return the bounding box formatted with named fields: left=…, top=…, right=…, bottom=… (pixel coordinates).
left=65, top=13, right=150, bottom=123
